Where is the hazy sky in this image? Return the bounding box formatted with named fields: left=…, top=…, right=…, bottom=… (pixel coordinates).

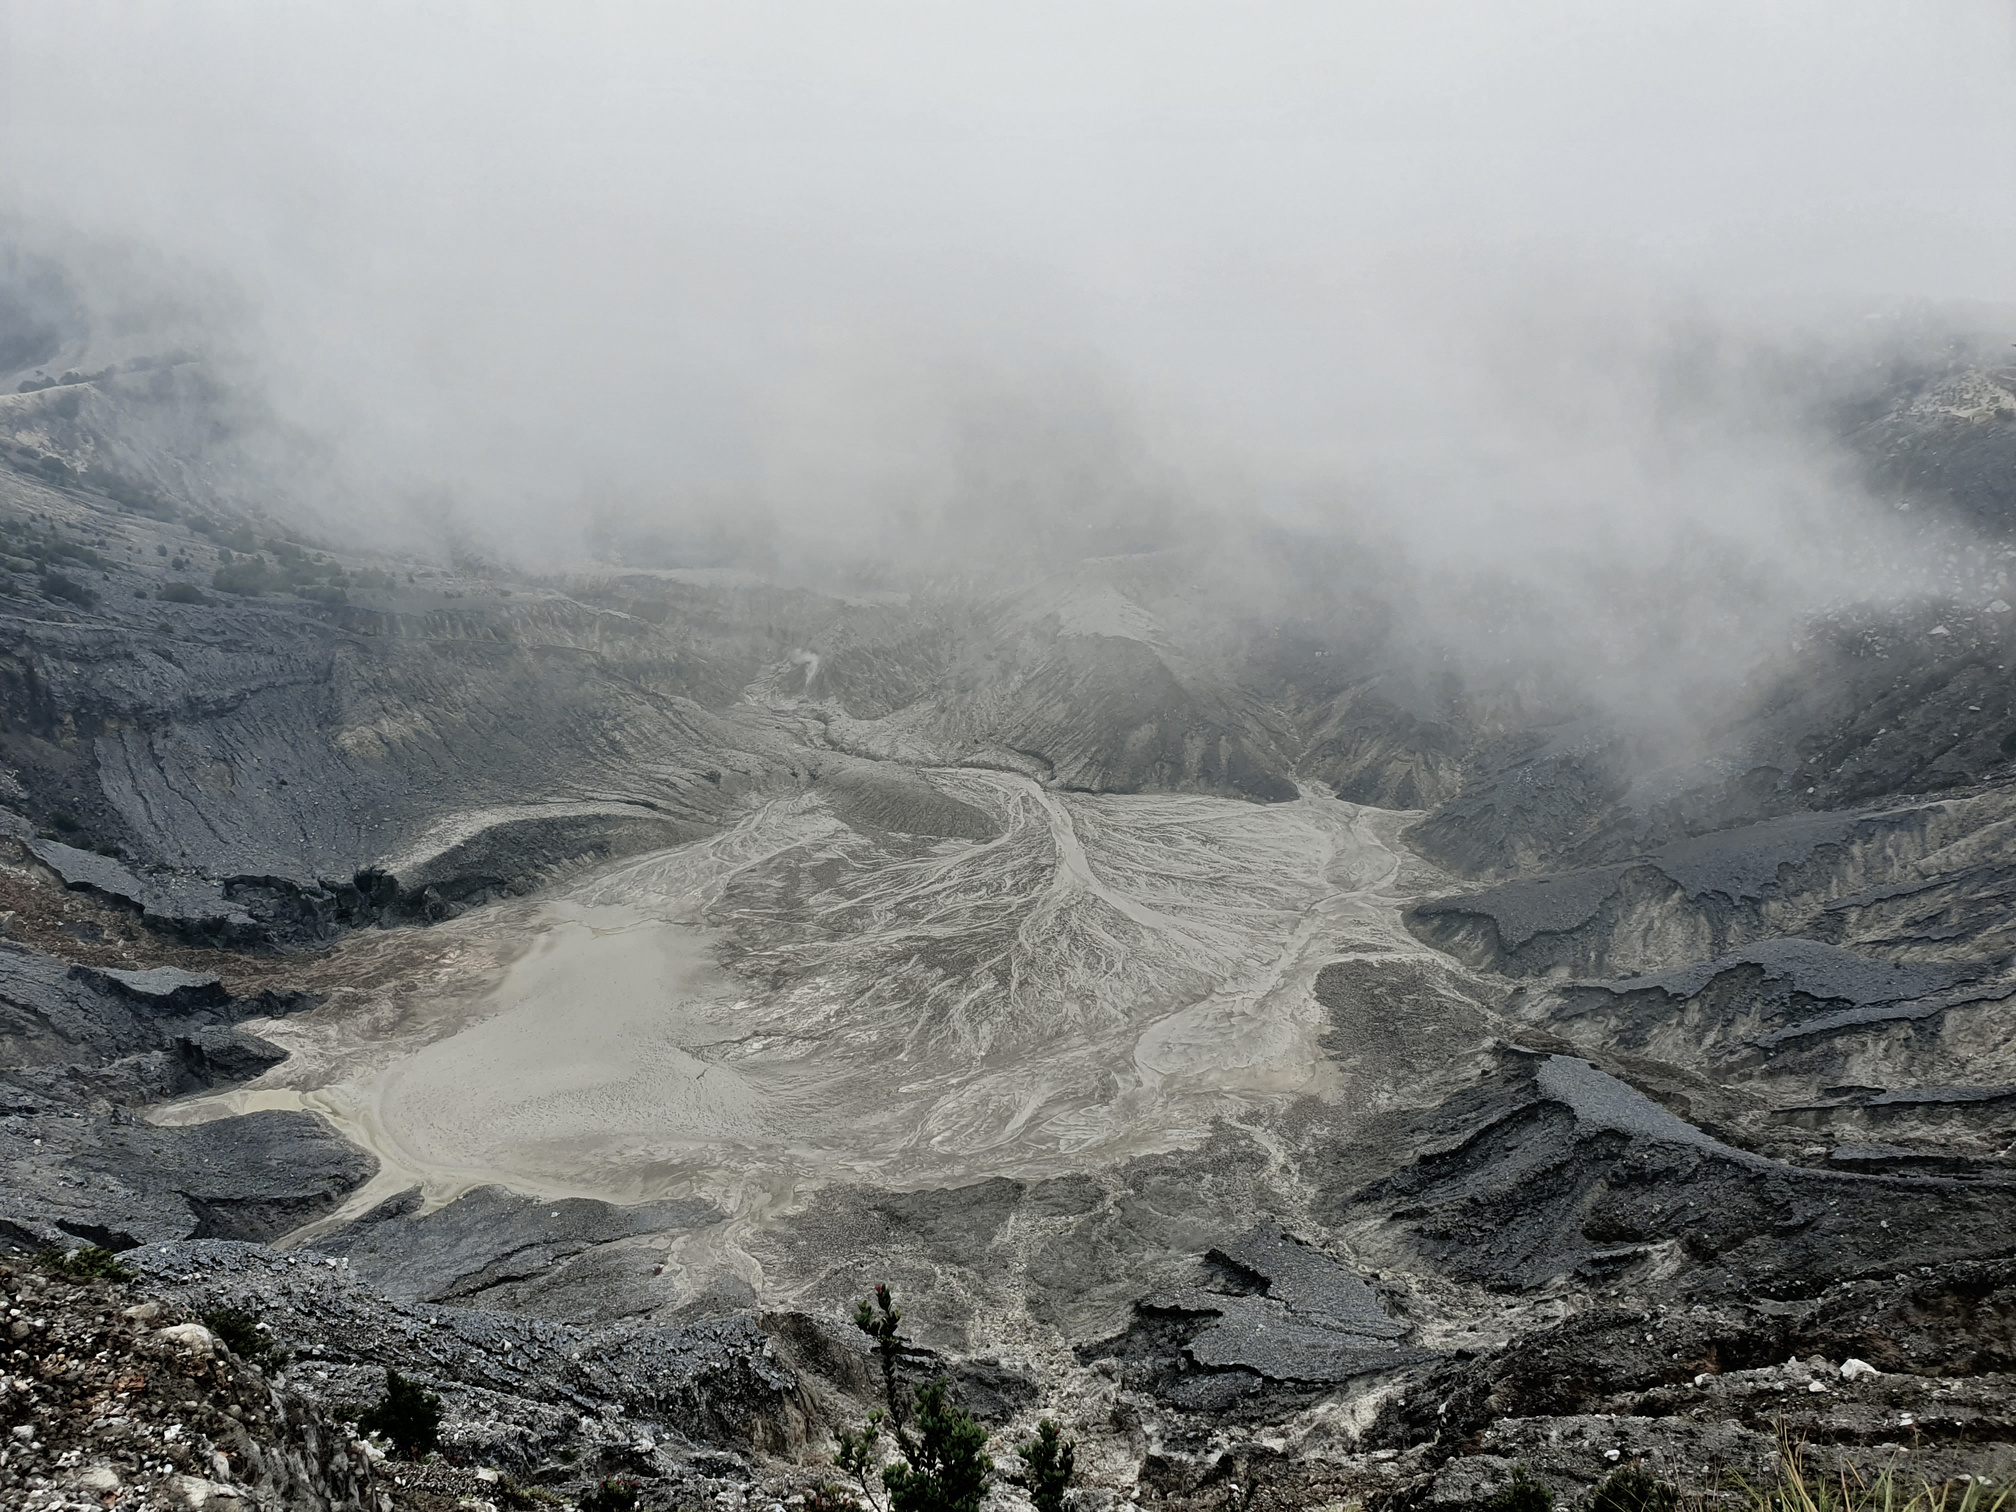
left=3, top=2, right=2014, bottom=579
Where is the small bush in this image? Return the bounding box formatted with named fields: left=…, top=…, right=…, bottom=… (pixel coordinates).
left=1016, top=1419, right=1076, bottom=1512
left=47, top=811, right=80, bottom=833
left=855, top=1283, right=911, bottom=1435
left=37, top=1245, right=136, bottom=1282
left=579, top=1477, right=644, bottom=1512
left=212, top=559, right=276, bottom=596
left=1487, top=1467, right=1555, bottom=1512
left=356, top=1368, right=442, bottom=1460
left=90, top=471, right=177, bottom=520
left=158, top=581, right=209, bottom=605
left=882, top=1378, right=992, bottom=1512
left=38, top=571, right=95, bottom=607
left=835, top=1286, right=994, bottom=1512
left=204, top=1308, right=288, bottom=1371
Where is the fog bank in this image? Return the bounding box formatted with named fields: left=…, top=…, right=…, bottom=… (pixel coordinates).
left=3, top=3, right=2015, bottom=717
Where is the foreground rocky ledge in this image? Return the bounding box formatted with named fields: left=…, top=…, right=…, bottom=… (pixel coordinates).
left=3, top=1237, right=2011, bottom=1512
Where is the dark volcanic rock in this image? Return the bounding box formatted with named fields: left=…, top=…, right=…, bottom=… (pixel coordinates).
left=1331, top=1054, right=2016, bottom=1293
left=25, top=836, right=261, bottom=943
left=814, top=761, right=998, bottom=840
left=5, top=1107, right=377, bottom=1247
left=0, top=943, right=301, bottom=1078
left=1082, top=1226, right=1433, bottom=1412
left=123, top=1240, right=818, bottom=1461
left=317, top=1183, right=724, bottom=1305
left=71, top=960, right=230, bottom=1009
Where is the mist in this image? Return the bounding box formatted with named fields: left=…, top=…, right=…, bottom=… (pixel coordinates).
left=4, top=2, right=2016, bottom=730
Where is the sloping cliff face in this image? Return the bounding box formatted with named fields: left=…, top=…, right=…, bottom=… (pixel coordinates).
left=0, top=338, right=2012, bottom=1508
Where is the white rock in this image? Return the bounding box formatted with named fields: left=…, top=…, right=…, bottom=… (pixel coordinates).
left=1990, top=600, right=2011, bottom=614
left=122, top=1302, right=162, bottom=1322
left=165, top=1475, right=243, bottom=1508
left=157, top=1322, right=218, bottom=1356
left=74, top=1465, right=121, bottom=1492
left=1840, top=1359, right=1879, bottom=1381
left=1808, top=1380, right=1828, bottom=1394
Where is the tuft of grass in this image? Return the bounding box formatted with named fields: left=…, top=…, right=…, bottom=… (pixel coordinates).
left=1590, top=1466, right=1677, bottom=1512
left=495, top=1477, right=564, bottom=1509
left=1737, top=1434, right=2012, bottom=1512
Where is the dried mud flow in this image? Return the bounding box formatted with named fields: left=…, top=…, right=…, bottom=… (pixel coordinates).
left=1, top=341, right=2015, bottom=1510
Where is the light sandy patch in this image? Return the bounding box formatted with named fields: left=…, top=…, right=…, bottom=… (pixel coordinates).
left=157, top=772, right=1438, bottom=1242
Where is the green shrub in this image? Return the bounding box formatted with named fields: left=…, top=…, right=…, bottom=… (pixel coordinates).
left=212, top=559, right=276, bottom=596
left=203, top=1308, right=288, bottom=1371
left=579, top=1477, right=643, bottom=1512
left=89, top=470, right=177, bottom=520
left=855, top=1283, right=911, bottom=1435
left=158, top=581, right=209, bottom=605
left=37, top=1245, right=135, bottom=1282
left=835, top=1286, right=993, bottom=1512
left=1016, top=1419, right=1076, bottom=1512
left=39, top=571, right=95, bottom=607
left=356, top=1369, right=442, bottom=1460
left=28, top=538, right=107, bottom=570
left=882, top=1379, right=992, bottom=1512
left=1487, top=1467, right=1554, bottom=1512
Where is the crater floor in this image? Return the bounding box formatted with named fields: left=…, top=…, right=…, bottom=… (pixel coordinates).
left=156, top=770, right=1437, bottom=1260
